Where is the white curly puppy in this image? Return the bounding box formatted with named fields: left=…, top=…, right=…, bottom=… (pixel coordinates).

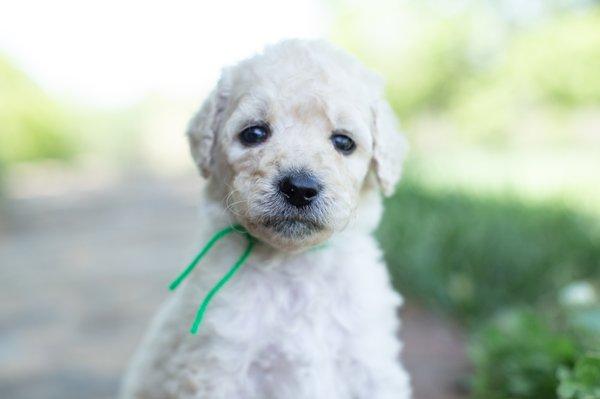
left=121, top=39, right=410, bottom=399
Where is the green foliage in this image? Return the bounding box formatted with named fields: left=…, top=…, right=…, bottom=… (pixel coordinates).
left=467, top=303, right=600, bottom=398
left=378, top=180, right=600, bottom=398
left=451, top=9, right=600, bottom=142
left=378, top=181, right=600, bottom=323
left=469, top=309, right=578, bottom=399
left=508, top=10, right=600, bottom=107
left=0, top=55, right=77, bottom=165
left=331, top=2, right=600, bottom=144
left=558, top=353, right=600, bottom=399
left=329, top=2, right=480, bottom=120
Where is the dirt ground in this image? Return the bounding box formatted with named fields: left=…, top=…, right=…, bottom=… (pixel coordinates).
left=0, top=171, right=469, bottom=399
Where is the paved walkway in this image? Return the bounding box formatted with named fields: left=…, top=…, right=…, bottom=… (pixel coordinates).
left=0, top=171, right=469, bottom=399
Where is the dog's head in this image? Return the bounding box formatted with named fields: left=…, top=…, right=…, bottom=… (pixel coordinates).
left=187, top=40, right=406, bottom=251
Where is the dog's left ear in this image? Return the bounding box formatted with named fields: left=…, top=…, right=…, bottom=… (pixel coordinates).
left=371, top=99, right=408, bottom=197
left=187, top=73, right=230, bottom=178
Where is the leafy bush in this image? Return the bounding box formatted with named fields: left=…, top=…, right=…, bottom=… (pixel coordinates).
left=0, top=55, right=77, bottom=165
left=507, top=9, right=600, bottom=107
left=558, top=353, right=600, bottom=399
left=378, top=181, right=600, bottom=323
left=378, top=180, right=600, bottom=398
left=469, top=309, right=578, bottom=399
left=469, top=302, right=600, bottom=399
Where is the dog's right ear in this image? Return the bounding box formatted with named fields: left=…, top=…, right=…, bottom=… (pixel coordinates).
left=371, top=99, right=408, bottom=197
left=186, top=74, right=230, bottom=178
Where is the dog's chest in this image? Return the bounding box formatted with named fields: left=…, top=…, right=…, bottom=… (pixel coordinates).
left=130, top=238, right=403, bottom=399
left=189, top=251, right=366, bottom=394
left=220, top=251, right=356, bottom=345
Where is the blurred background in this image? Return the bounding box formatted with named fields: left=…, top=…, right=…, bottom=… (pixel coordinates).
left=1, top=0, right=599, bottom=398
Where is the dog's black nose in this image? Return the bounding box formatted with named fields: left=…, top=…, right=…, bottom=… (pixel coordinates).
left=278, top=171, right=320, bottom=208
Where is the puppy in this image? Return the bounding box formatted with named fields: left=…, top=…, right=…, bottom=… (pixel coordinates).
left=121, top=39, right=410, bottom=399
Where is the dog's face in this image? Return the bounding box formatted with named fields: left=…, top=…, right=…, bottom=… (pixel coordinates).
left=218, top=90, right=373, bottom=249
left=188, top=40, right=406, bottom=251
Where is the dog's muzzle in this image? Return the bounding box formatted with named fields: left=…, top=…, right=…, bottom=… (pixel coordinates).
left=255, top=169, right=326, bottom=239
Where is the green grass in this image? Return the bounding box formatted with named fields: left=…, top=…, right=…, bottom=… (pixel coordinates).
left=378, top=180, right=600, bottom=324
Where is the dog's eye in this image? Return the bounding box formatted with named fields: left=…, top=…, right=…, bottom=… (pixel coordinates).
left=331, top=133, right=356, bottom=155
left=239, top=125, right=270, bottom=146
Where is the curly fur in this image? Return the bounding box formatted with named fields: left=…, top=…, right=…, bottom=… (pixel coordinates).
left=121, top=39, right=410, bottom=399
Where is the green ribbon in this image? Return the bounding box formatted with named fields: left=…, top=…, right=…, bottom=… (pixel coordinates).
left=169, top=224, right=254, bottom=334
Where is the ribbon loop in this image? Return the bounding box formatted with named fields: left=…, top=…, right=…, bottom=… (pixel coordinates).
left=169, top=225, right=254, bottom=334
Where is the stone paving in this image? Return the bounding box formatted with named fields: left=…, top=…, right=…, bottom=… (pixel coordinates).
left=0, top=172, right=469, bottom=399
